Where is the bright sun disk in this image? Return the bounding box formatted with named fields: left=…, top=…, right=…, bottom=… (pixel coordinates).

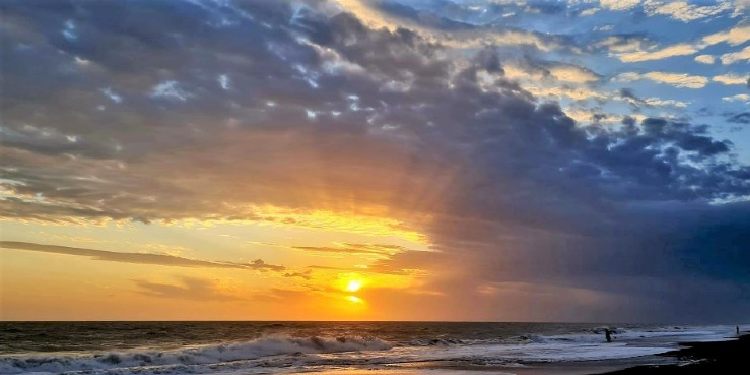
left=346, top=279, right=362, bottom=292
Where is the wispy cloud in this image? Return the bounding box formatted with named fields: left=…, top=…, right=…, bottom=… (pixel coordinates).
left=723, top=93, right=750, bottom=103
left=0, top=241, right=284, bottom=271
left=600, top=0, right=640, bottom=11
left=702, top=24, right=750, bottom=47
left=134, top=276, right=239, bottom=301
left=614, top=71, right=708, bottom=88
left=606, top=23, right=750, bottom=63
left=694, top=54, right=715, bottom=64
left=292, top=243, right=410, bottom=256
left=644, top=1, right=732, bottom=22
left=713, top=73, right=749, bottom=86
left=616, top=43, right=699, bottom=62
left=720, top=45, right=750, bottom=64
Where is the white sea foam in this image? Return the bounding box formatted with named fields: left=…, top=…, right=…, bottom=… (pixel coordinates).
left=0, top=335, right=392, bottom=374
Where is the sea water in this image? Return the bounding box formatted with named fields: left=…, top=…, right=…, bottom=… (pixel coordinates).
left=0, top=322, right=740, bottom=374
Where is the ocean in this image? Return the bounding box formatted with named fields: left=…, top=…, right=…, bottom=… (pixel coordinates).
left=0, top=322, right=740, bottom=374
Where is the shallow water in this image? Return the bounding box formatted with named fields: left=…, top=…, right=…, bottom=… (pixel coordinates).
left=0, top=322, right=740, bottom=374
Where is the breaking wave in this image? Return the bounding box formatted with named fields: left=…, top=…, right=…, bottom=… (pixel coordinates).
left=0, top=335, right=392, bottom=374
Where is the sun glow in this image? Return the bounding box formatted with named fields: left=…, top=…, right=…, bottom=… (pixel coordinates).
left=166, top=205, right=429, bottom=244
left=345, top=295, right=363, bottom=304
left=346, top=279, right=363, bottom=292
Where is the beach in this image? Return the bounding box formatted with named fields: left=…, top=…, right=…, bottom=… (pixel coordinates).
left=598, top=333, right=748, bottom=374
left=295, top=332, right=749, bottom=374
left=0, top=322, right=743, bottom=374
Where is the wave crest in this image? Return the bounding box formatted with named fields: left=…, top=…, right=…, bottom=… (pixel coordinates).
left=0, top=335, right=393, bottom=374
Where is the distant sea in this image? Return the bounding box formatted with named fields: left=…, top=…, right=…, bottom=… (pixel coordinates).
left=0, top=321, right=741, bottom=374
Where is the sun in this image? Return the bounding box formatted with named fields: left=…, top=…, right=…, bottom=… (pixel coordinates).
left=345, top=279, right=362, bottom=293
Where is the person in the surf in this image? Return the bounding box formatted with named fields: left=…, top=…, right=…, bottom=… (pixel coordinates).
left=604, top=328, right=613, bottom=342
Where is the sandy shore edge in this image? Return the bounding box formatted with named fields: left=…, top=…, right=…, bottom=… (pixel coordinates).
left=597, top=333, right=748, bottom=374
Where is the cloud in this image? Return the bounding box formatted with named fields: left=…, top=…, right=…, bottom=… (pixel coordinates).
left=547, top=65, right=600, bottom=83
left=149, top=80, right=193, bottom=102
left=248, top=258, right=285, bottom=271
left=694, top=54, right=715, bottom=64
left=612, top=88, right=689, bottom=110
left=642, top=98, right=689, bottom=108
left=614, top=71, right=708, bottom=88
left=464, top=30, right=567, bottom=52
left=334, top=0, right=572, bottom=53
left=733, top=0, right=750, bottom=16
left=134, top=276, right=239, bottom=301
left=491, top=61, right=604, bottom=102
left=644, top=1, right=732, bottom=22
left=0, top=241, right=284, bottom=271
left=713, top=73, right=749, bottom=85
left=292, top=243, right=409, bottom=256
left=723, top=93, right=750, bottom=103
left=702, top=24, right=750, bottom=47
left=600, top=0, right=640, bottom=11
left=720, top=45, right=750, bottom=64
left=564, top=108, right=608, bottom=124
left=283, top=270, right=313, bottom=279
left=252, top=287, right=313, bottom=303
left=698, top=24, right=750, bottom=64
left=498, top=61, right=598, bottom=83
left=580, top=7, right=600, bottom=16
left=726, top=112, right=750, bottom=124
left=617, top=43, right=699, bottom=62
left=332, top=0, right=402, bottom=30
left=608, top=23, right=750, bottom=64
left=598, top=36, right=649, bottom=54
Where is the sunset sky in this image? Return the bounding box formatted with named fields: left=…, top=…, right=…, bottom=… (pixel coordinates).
left=1, top=0, right=750, bottom=323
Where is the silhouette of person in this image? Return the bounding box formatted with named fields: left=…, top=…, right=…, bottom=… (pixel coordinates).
left=737, top=325, right=740, bottom=336
left=605, top=328, right=613, bottom=342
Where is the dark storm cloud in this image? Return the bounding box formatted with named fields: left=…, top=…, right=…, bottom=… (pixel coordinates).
left=375, top=0, right=474, bottom=30
left=364, top=0, right=582, bottom=54
left=1, top=0, right=749, bottom=321
left=619, top=88, right=638, bottom=100
left=0, top=241, right=285, bottom=271
left=726, top=112, right=750, bottom=125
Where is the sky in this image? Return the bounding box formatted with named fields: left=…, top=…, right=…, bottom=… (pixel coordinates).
left=1, top=0, right=749, bottom=323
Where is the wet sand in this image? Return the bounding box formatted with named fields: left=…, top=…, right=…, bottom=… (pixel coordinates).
left=314, top=334, right=747, bottom=375
left=598, top=333, right=748, bottom=374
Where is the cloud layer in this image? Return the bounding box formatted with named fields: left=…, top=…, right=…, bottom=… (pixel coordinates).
left=2, top=0, right=750, bottom=322
left=0, top=241, right=285, bottom=271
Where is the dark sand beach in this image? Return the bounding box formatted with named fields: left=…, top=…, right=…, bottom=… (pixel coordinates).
left=600, top=333, right=748, bottom=374
left=316, top=331, right=749, bottom=375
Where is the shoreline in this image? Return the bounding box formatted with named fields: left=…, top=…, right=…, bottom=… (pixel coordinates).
left=597, top=333, right=748, bottom=374
left=319, top=333, right=748, bottom=375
